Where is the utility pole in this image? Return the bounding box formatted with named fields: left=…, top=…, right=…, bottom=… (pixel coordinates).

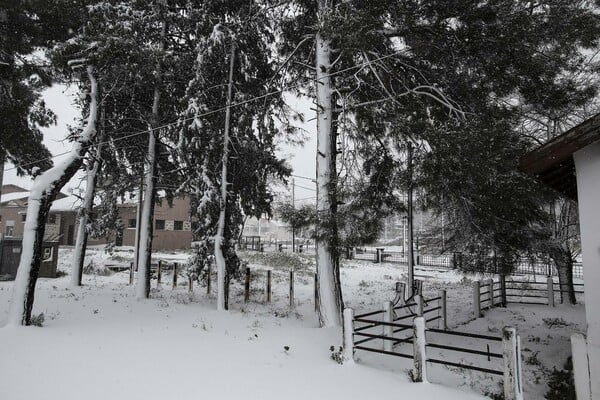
left=292, top=178, right=295, bottom=253
left=406, top=143, right=415, bottom=298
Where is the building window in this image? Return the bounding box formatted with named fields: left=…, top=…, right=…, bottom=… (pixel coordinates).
left=48, top=214, right=56, bottom=224
left=5, top=225, right=14, bottom=237
left=128, top=219, right=136, bottom=229
left=174, top=220, right=184, bottom=231
left=155, top=219, right=165, bottom=230
left=21, top=214, right=27, bottom=222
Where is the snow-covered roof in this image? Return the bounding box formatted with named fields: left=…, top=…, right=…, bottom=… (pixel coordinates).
left=0, top=191, right=29, bottom=204
left=50, top=196, right=80, bottom=212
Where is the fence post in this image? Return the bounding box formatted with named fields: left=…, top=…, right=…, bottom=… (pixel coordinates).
left=343, top=308, right=355, bottom=363
left=439, top=289, right=447, bottom=330
left=376, top=248, right=383, bottom=263
left=383, top=301, right=393, bottom=351
left=244, top=267, right=251, bottom=302
left=206, top=264, right=211, bottom=294
left=289, top=270, right=295, bottom=309
left=500, top=274, right=507, bottom=307
left=473, top=281, right=481, bottom=318
left=487, top=278, right=494, bottom=308
left=266, top=270, right=272, bottom=303
left=547, top=276, right=555, bottom=307
left=412, top=316, right=427, bottom=383
left=314, top=272, right=318, bottom=312
left=502, top=327, right=523, bottom=400
left=415, top=294, right=424, bottom=317
left=157, top=260, right=162, bottom=287
left=172, top=263, right=178, bottom=289
left=129, top=262, right=134, bottom=285
left=260, top=243, right=264, bottom=253
left=571, top=333, right=592, bottom=400
left=188, top=275, right=193, bottom=293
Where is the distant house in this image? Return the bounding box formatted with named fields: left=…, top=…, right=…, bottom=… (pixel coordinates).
left=116, top=196, right=193, bottom=250
left=0, top=185, right=193, bottom=251
left=521, top=114, right=600, bottom=399
left=0, top=184, right=79, bottom=245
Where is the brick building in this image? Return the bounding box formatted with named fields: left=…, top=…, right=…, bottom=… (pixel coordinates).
left=1, top=185, right=193, bottom=251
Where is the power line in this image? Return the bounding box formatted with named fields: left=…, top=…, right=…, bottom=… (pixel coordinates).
left=5, top=50, right=407, bottom=173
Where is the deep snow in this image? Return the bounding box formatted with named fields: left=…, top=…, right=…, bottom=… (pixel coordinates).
left=0, top=247, right=586, bottom=400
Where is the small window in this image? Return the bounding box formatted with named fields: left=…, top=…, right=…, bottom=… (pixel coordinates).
left=48, top=214, right=56, bottom=224
left=21, top=214, right=27, bottom=222
left=155, top=219, right=165, bottom=230
left=43, top=247, right=53, bottom=262
left=128, top=219, right=136, bottom=229
left=174, top=220, right=184, bottom=231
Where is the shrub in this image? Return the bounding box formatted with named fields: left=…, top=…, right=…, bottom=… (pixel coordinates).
left=545, top=357, right=576, bottom=400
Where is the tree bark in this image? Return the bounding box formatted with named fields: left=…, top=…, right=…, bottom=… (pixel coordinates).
left=136, top=15, right=167, bottom=299
left=71, top=106, right=104, bottom=286
left=550, top=246, right=576, bottom=304
left=7, top=66, right=98, bottom=325
left=215, top=39, right=235, bottom=311
left=314, top=6, right=343, bottom=327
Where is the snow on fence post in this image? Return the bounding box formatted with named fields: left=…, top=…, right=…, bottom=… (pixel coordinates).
left=571, top=333, right=592, bottom=400
left=383, top=301, right=393, bottom=351
left=547, top=276, right=555, bottom=307
left=502, top=327, right=523, bottom=400
left=266, top=270, right=272, bottom=303
left=172, top=263, right=178, bottom=289
left=157, top=260, right=162, bottom=287
left=129, top=262, right=134, bottom=285
left=415, top=294, right=424, bottom=317
left=343, top=308, right=355, bottom=363
left=412, top=316, right=427, bottom=383
left=487, top=279, right=494, bottom=308
left=439, top=289, right=447, bottom=330
left=244, top=267, right=251, bottom=302
left=473, top=281, right=481, bottom=318
left=289, top=270, right=295, bottom=309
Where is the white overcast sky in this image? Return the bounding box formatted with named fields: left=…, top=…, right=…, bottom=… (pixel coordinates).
left=3, top=84, right=317, bottom=202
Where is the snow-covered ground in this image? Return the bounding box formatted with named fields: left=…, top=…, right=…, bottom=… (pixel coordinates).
left=0, top=247, right=585, bottom=400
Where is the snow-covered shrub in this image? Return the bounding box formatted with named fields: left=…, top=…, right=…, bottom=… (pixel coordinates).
left=30, top=313, right=45, bottom=327
left=83, top=260, right=112, bottom=276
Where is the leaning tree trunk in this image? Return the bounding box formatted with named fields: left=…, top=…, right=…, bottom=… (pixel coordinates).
left=215, top=40, right=235, bottom=312
left=7, top=66, right=98, bottom=326
left=71, top=110, right=104, bottom=287
left=136, top=16, right=166, bottom=299
left=314, top=19, right=343, bottom=327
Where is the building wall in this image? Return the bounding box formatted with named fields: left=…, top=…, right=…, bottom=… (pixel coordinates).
left=118, top=196, right=193, bottom=251
left=574, top=141, right=600, bottom=399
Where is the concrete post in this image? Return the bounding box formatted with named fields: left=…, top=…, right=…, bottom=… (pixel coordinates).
left=571, top=333, right=592, bottom=400
left=343, top=308, right=355, bottom=363
left=502, top=327, right=523, bottom=400
left=383, top=301, right=393, bottom=351
left=415, top=294, right=424, bottom=317
left=413, top=316, right=427, bottom=383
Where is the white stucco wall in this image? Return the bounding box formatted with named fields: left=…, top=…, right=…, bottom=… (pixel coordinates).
left=574, top=140, right=600, bottom=399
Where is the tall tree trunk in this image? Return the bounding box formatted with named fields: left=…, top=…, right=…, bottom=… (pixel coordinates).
left=314, top=11, right=343, bottom=327
left=71, top=106, right=104, bottom=286
left=7, top=66, right=98, bottom=326
left=136, top=16, right=166, bottom=299
left=215, top=40, right=235, bottom=311
left=133, top=170, right=143, bottom=272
